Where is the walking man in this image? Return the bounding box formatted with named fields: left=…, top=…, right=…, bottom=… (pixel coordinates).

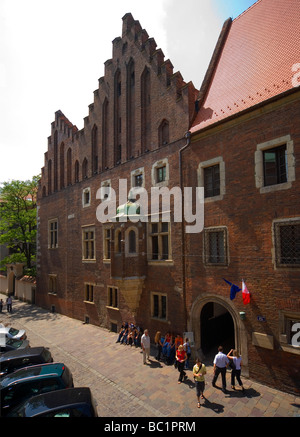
left=212, top=345, right=229, bottom=393
left=141, top=329, right=151, bottom=364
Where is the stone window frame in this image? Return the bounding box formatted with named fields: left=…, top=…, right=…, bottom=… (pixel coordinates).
left=197, top=156, right=225, bottom=203
left=203, top=226, right=229, bottom=266
left=255, top=134, right=295, bottom=194
left=48, top=218, right=58, bottom=249
left=82, top=187, right=91, bottom=208
left=125, top=226, right=138, bottom=257
left=48, top=274, right=57, bottom=295
left=107, top=286, right=119, bottom=309
left=84, top=282, right=95, bottom=304
left=151, top=291, right=168, bottom=321
left=103, top=225, right=112, bottom=263
left=82, top=224, right=96, bottom=263
left=130, top=167, right=145, bottom=189
left=151, top=158, right=169, bottom=187
left=272, top=217, right=300, bottom=270
left=278, top=310, right=300, bottom=356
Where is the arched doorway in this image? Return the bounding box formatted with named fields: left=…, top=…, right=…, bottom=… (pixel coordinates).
left=200, top=302, right=235, bottom=354
left=8, top=271, right=16, bottom=296
left=190, top=293, right=249, bottom=375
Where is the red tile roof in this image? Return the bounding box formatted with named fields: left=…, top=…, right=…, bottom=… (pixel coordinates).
left=191, top=0, right=300, bottom=133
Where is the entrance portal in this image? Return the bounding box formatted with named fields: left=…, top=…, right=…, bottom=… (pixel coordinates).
left=200, top=302, right=235, bottom=354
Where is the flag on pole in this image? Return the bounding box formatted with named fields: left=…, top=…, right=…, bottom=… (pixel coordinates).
left=223, top=278, right=241, bottom=300
left=242, top=280, right=251, bottom=305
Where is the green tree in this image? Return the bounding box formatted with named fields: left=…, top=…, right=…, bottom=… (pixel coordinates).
left=0, top=176, right=39, bottom=276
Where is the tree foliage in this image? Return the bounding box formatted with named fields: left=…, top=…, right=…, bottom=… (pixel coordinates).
left=0, top=176, right=39, bottom=276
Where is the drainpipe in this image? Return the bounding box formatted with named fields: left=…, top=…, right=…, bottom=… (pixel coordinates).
left=179, top=131, right=191, bottom=333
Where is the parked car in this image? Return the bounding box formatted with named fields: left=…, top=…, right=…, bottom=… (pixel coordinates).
left=0, top=362, right=74, bottom=415
left=0, top=347, right=53, bottom=378
left=0, top=323, right=26, bottom=340
left=0, top=338, right=30, bottom=354
left=8, top=387, right=98, bottom=417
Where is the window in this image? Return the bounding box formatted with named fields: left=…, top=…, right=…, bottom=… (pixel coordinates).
left=129, top=230, right=136, bottom=253
left=204, top=165, right=220, bottom=198
left=152, top=293, right=167, bottom=320
left=82, top=226, right=95, bottom=261
left=82, top=188, right=91, bottom=208
left=263, top=145, right=287, bottom=186
left=103, top=228, right=111, bottom=260
left=48, top=219, right=58, bottom=249
left=152, top=159, right=169, bottom=187
left=148, top=222, right=170, bottom=261
left=204, top=227, right=228, bottom=265
left=255, top=135, right=295, bottom=194
left=115, top=229, right=122, bottom=254
left=279, top=310, right=300, bottom=354
left=273, top=219, right=300, bottom=267
left=84, top=283, right=94, bottom=303
left=108, top=286, right=118, bottom=308
left=157, top=166, right=166, bottom=183
left=197, top=157, right=225, bottom=202
left=158, top=119, right=169, bottom=147
left=48, top=275, right=57, bottom=294
left=131, top=168, right=145, bottom=189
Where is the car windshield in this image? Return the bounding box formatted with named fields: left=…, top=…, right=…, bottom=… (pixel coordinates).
left=8, top=328, right=20, bottom=336
left=5, top=338, right=22, bottom=347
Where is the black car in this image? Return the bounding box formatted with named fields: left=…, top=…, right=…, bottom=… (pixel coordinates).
left=8, top=387, right=98, bottom=417
left=0, top=347, right=53, bottom=378
left=0, top=362, right=74, bottom=415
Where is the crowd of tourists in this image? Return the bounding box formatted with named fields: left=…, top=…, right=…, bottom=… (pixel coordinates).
left=115, top=324, right=245, bottom=409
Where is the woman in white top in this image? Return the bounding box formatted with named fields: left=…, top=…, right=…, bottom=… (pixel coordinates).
left=227, top=349, right=245, bottom=392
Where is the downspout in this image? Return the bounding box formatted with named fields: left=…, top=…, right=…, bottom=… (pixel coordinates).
left=179, top=130, right=191, bottom=333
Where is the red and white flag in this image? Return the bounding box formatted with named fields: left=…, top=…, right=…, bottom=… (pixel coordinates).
left=242, top=280, right=251, bottom=305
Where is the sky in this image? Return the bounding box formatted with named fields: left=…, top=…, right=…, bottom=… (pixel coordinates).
left=0, top=0, right=258, bottom=184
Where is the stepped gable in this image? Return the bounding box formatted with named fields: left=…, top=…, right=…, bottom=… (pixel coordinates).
left=191, top=0, right=300, bottom=133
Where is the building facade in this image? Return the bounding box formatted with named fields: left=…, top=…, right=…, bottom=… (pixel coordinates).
left=37, top=1, right=300, bottom=395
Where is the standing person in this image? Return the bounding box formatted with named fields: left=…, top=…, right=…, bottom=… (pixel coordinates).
left=212, top=345, right=229, bottom=393
left=183, top=337, right=191, bottom=370
left=193, top=357, right=207, bottom=408
left=175, top=344, right=187, bottom=383
left=227, top=349, right=245, bottom=391
left=154, top=331, right=163, bottom=361
left=141, top=329, right=151, bottom=364
left=6, top=295, right=12, bottom=313
left=0, top=298, right=3, bottom=313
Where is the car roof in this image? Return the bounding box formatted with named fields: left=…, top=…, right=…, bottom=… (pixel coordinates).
left=0, top=347, right=48, bottom=362
left=14, top=388, right=93, bottom=416
left=0, top=363, right=66, bottom=388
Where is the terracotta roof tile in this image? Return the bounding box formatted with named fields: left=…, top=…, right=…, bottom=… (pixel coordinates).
left=191, top=0, right=300, bottom=133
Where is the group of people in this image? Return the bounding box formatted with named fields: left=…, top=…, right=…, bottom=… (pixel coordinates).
left=116, top=324, right=245, bottom=409
left=115, top=322, right=143, bottom=347
left=0, top=296, right=12, bottom=313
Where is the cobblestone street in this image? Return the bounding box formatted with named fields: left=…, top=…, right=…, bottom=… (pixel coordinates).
left=1, top=294, right=299, bottom=420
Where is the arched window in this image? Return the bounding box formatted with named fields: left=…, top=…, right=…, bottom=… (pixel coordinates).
left=82, top=158, right=88, bottom=179
left=54, top=131, right=58, bottom=192
left=126, top=59, right=135, bottom=159
left=67, top=148, right=72, bottom=185
left=91, top=124, right=98, bottom=174
left=114, top=69, right=122, bottom=165
left=141, top=67, right=151, bottom=154
left=48, top=159, right=52, bottom=194
left=60, top=142, right=65, bottom=189
left=115, top=229, right=122, bottom=254
left=102, top=98, right=109, bottom=169
left=128, top=229, right=136, bottom=253
left=159, top=119, right=169, bottom=147
left=75, top=160, right=80, bottom=183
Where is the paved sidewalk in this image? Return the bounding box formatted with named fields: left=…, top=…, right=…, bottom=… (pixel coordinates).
left=1, top=294, right=299, bottom=418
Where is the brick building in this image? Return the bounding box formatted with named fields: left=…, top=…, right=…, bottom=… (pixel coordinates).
left=37, top=0, right=300, bottom=394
